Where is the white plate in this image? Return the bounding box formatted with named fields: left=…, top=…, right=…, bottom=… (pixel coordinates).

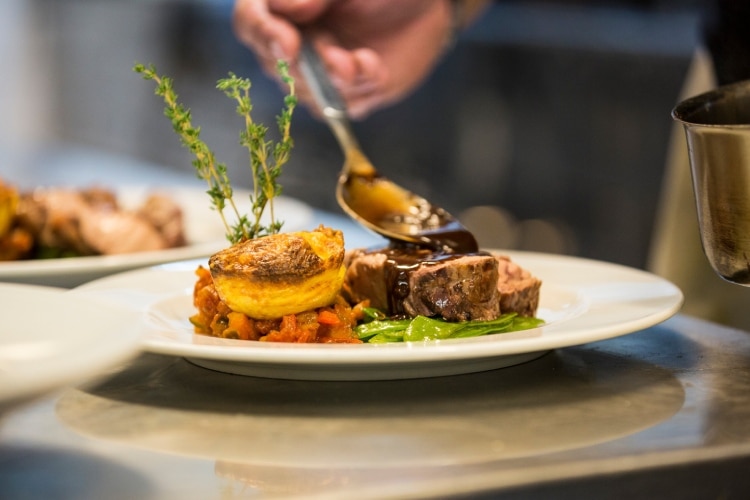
left=0, top=186, right=312, bottom=288
left=0, top=283, right=144, bottom=414
left=71, top=251, right=684, bottom=381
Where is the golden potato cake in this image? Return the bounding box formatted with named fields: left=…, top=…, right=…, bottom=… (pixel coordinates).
left=208, top=225, right=346, bottom=319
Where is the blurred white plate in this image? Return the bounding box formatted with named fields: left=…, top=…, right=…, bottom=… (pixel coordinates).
left=0, top=186, right=312, bottom=288
left=71, top=251, right=684, bottom=381
left=0, top=283, right=144, bottom=414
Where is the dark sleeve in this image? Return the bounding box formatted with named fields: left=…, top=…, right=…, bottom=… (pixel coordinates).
left=703, top=0, right=750, bottom=85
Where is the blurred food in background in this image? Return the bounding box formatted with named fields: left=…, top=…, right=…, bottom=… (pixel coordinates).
left=0, top=177, right=186, bottom=260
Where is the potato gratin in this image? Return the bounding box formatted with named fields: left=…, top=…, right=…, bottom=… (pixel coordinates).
left=190, top=226, right=368, bottom=343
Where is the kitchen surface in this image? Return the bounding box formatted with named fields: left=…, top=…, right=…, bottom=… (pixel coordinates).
left=5, top=1, right=750, bottom=499
left=5, top=309, right=750, bottom=499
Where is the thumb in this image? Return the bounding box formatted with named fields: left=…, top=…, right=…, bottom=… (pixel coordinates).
left=233, top=0, right=300, bottom=61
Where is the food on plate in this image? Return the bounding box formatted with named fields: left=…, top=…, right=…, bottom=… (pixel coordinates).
left=139, top=61, right=543, bottom=345
left=0, top=178, right=186, bottom=260
left=0, top=179, right=30, bottom=261
left=190, top=226, right=360, bottom=344
left=343, top=248, right=541, bottom=322
left=0, top=179, right=17, bottom=236
left=191, top=258, right=367, bottom=343
left=191, top=235, right=543, bottom=344
left=208, top=225, right=346, bottom=319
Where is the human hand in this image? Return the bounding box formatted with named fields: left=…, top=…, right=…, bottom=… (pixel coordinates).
left=232, top=0, right=456, bottom=119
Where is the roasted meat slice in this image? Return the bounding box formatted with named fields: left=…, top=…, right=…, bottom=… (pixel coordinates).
left=496, top=255, right=542, bottom=317
left=12, top=186, right=186, bottom=256
left=344, top=248, right=541, bottom=321
left=16, top=188, right=169, bottom=255
left=137, top=193, right=187, bottom=248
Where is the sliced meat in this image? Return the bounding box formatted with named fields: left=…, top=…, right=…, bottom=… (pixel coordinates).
left=79, top=210, right=168, bottom=254
left=14, top=187, right=182, bottom=256
left=16, top=189, right=95, bottom=254
left=137, top=193, right=187, bottom=248
left=495, top=255, right=542, bottom=317
left=344, top=248, right=541, bottom=322
left=342, top=249, right=390, bottom=312
left=404, top=253, right=501, bottom=321
left=80, top=186, right=118, bottom=210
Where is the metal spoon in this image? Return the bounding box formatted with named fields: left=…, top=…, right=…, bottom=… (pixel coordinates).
left=298, top=41, right=478, bottom=253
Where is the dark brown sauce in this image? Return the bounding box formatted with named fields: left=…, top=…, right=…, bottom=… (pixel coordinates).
left=375, top=210, right=479, bottom=254
left=418, top=220, right=478, bottom=254
left=350, top=172, right=482, bottom=316
left=376, top=207, right=483, bottom=317
left=377, top=242, right=489, bottom=318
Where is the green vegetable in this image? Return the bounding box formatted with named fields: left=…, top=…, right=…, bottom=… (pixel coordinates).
left=35, top=246, right=81, bottom=259
left=356, top=318, right=412, bottom=342
left=403, top=315, right=465, bottom=341
left=133, top=61, right=297, bottom=244
left=360, top=307, right=387, bottom=323
left=355, top=312, right=544, bottom=343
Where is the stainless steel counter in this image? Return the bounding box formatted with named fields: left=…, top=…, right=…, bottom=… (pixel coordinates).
left=2, top=314, right=750, bottom=499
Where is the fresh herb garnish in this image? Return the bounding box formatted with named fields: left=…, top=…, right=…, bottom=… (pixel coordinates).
left=133, top=61, right=297, bottom=244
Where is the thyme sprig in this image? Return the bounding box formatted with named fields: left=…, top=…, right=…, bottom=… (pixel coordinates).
left=133, top=61, right=296, bottom=243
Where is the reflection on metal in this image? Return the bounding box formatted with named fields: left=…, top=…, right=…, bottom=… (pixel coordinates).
left=57, top=348, right=683, bottom=494
left=672, top=79, right=750, bottom=285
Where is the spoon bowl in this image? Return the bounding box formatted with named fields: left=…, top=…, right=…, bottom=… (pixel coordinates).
left=298, top=41, right=477, bottom=253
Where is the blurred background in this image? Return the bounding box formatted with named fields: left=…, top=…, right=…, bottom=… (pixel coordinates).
left=1, top=0, right=703, bottom=270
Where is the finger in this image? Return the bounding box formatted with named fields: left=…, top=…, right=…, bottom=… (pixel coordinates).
left=318, top=44, right=358, bottom=87
left=232, top=0, right=300, bottom=61
left=290, top=35, right=389, bottom=119
left=319, top=46, right=386, bottom=90
left=350, top=48, right=387, bottom=91
left=321, top=46, right=388, bottom=119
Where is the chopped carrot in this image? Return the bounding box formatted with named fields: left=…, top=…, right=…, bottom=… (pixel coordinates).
left=317, top=309, right=341, bottom=325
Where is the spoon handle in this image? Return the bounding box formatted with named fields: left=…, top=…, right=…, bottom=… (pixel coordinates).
left=298, top=41, right=347, bottom=118
left=298, top=40, right=362, bottom=154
